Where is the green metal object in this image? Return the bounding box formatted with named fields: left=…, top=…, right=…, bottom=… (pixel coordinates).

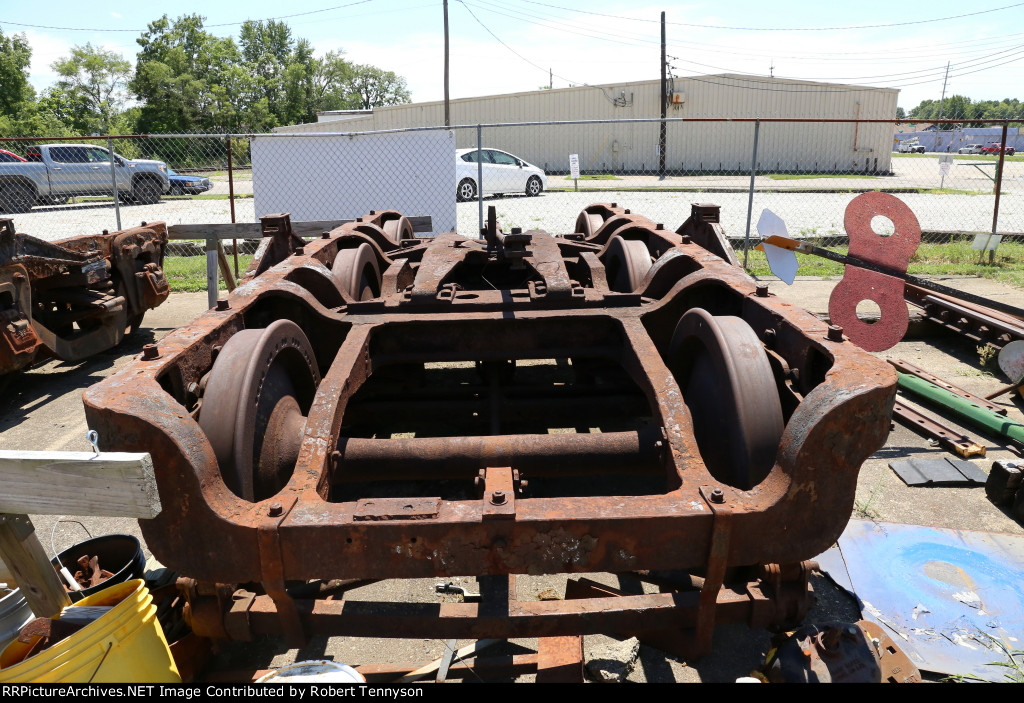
left=897, top=372, right=1024, bottom=449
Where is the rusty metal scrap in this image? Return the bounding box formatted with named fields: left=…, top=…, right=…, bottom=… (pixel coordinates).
left=84, top=202, right=896, bottom=652
left=0, top=218, right=169, bottom=374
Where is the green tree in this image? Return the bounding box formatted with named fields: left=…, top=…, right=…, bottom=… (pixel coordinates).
left=0, top=27, right=34, bottom=116
left=51, top=43, right=131, bottom=133
left=347, top=64, right=411, bottom=110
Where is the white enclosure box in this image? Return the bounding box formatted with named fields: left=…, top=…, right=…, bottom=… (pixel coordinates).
left=251, top=130, right=457, bottom=233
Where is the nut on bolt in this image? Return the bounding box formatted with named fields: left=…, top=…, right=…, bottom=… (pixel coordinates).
left=216, top=299, right=230, bottom=311
left=268, top=502, right=283, bottom=517
left=710, top=488, right=725, bottom=504
left=827, top=325, right=845, bottom=342
left=755, top=284, right=769, bottom=297
left=142, top=344, right=160, bottom=360
left=491, top=491, right=507, bottom=505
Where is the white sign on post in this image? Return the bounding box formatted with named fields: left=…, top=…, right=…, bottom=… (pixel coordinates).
left=938, top=154, right=953, bottom=177
left=569, top=154, right=580, bottom=180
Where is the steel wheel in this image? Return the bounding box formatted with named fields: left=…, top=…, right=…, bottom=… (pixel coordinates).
left=669, top=309, right=784, bottom=490
left=603, top=235, right=652, bottom=293
left=199, top=320, right=320, bottom=502
left=382, top=216, right=413, bottom=243
left=332, top=243, right=382, bottom=300
left=574, top=211, right=606, bottom=238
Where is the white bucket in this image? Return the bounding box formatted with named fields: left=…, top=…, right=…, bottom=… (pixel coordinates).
left=256, top=660, right=365, bottom=683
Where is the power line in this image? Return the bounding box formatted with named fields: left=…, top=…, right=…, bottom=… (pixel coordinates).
left=456, top=0, right=584, bottom=87
left=514, top=0, right=1024, bottom=31
left=0, top=0, right=378, bottom=32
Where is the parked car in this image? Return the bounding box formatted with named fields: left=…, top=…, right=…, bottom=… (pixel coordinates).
left=167, top=168, right=213, bottom=196
left=0, top=149, right=25, bottom=163
left=958, top=144, right=985, bottom=154
left=455, top=148, right=547, bottom=201
left=0, top=144, right=169, bottom=213
left=981, top=142, right=1016, bottom=156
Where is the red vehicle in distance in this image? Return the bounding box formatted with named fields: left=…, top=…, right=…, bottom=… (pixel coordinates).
left=981, top=143, right=1017, bottom=156
left=0, top=149, right=26, bottom=163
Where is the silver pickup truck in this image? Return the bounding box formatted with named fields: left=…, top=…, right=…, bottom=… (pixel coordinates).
left=0, top=144, right=170, bottom=213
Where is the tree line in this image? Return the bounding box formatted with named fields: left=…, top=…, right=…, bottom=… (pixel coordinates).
left=0, top=14, right=411, bottom=138
left=897, top=96, right=1023, bottom=128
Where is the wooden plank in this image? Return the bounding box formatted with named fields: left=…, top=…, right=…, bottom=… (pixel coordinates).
left=168, top=220, right=353, bottom=240
left=0, top=514, right=72, bottom=617
left=0, top=451, right=160, bottom=518
left=216, top=240, right=236, bottom=292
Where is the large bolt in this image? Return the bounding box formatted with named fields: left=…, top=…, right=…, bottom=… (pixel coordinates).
left=710, top=488, right=725, bottom=504
left=321, top=231, right=330, bottom=239
left=755, top=284, right=769, bottom=297
left=142, top=344, right=159, bottom=360
left=294, top=246, right=304, bottom=256
left=827, top=325, right=845, bottom=342
left=268, top=502, right=283, bottom=517
left=656, top=223, right=664, bottom=230
left=680, top=235, right=691, bottom=244
left=491, top=491, right=507, bottom=505
left=215, top=299, right=229, bottom=311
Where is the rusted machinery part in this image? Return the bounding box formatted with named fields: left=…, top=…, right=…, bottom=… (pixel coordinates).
left=381, top=216, right=414, bottom=244
left=198, top=319, right=321, bottom=502
left=669, top=308, right=784, bottom=490
left=572, top=203, right=626, bottom=240
left=829, top=192, right=921, bottom=352
left=0, top=263, right=42, bottom=374
left=332, top=243, right=382, bottom=301
left=602, top=235, right=653, bottom=293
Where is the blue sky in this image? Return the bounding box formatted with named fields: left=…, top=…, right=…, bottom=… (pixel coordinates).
left=3, top=0, right=1024, bottom=113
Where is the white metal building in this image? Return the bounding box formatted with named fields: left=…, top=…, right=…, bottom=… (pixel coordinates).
left=276, top=74, right=899, bottom=173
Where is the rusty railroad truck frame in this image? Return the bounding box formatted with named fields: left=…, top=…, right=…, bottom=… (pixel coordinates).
left=84, top=203, right=896, bottom=654
left=0, top=218, right=169, bottom=375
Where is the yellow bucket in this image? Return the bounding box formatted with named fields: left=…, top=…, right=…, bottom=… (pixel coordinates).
left=0, top=579, right=180, bottom=683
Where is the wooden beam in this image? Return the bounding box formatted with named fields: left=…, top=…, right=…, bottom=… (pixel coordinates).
left=168, top=220, right=354, bottom=240
left=0, top=451, right=160, bottom=519
left=0, top=514, right=72, bottom=617
left=167, top=216, right=435, bottom=241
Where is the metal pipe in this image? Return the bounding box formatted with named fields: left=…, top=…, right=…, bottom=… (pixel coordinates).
left=332, top=428, right=664, bottom=481
left=743, top=120, right=760, bottom=269
left=226, top=136, right=239, bottom=277
left=0, top=118, right=1003, bottom=142
left=106, top=137, right=122, bottom=231
left=896, top=372, right=1024, bottom=450
left=477, top=124, right=484, bottom=238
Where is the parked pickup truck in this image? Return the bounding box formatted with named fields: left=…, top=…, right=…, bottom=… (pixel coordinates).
left=896, top=138, right=926, bottom=154
left=0, top=144, right=170, bottom=213
left=981, top=142, right=1017, bottom=156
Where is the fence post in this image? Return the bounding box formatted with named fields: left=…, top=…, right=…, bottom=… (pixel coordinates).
left=106, top=136, right=122, bottom=231
left=206, top=236, right=218, bottom=310
left=990, top=122, right=1009, bottom=263
left=477, top=124, right=484, bottom=237
left=743, top=119, right=761, bottom=269
left=226, top=135, right=239, bottom=277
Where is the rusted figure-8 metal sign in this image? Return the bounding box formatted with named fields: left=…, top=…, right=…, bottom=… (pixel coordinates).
left=84, top=203, right=895, bottom=654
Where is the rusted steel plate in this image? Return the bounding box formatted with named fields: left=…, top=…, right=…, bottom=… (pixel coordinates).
left=83, top=205, right=896, bottom=646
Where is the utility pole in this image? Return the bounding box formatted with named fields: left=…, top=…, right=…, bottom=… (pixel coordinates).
left=936, top=61, right=950, bottom=121
left=443, top=0, right=450, bottom=127
left=659, top=11, right=667, bottom=179
left=549, top=68, right=553, bottom=90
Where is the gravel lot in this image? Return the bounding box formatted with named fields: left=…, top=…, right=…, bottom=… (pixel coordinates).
left=8, top=188, right=1024, bottom=244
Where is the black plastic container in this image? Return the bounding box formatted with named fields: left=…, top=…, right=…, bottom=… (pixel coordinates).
left=51, top=534, right=145, bottom=603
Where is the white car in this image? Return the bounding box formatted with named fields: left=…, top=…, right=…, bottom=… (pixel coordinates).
left=958, top=144, right=985, bottom=154
left=455, top=148, right=547, bottom=201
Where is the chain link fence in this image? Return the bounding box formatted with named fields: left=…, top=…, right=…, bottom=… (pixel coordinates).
left=1, top=118, right=1021, bottom=295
